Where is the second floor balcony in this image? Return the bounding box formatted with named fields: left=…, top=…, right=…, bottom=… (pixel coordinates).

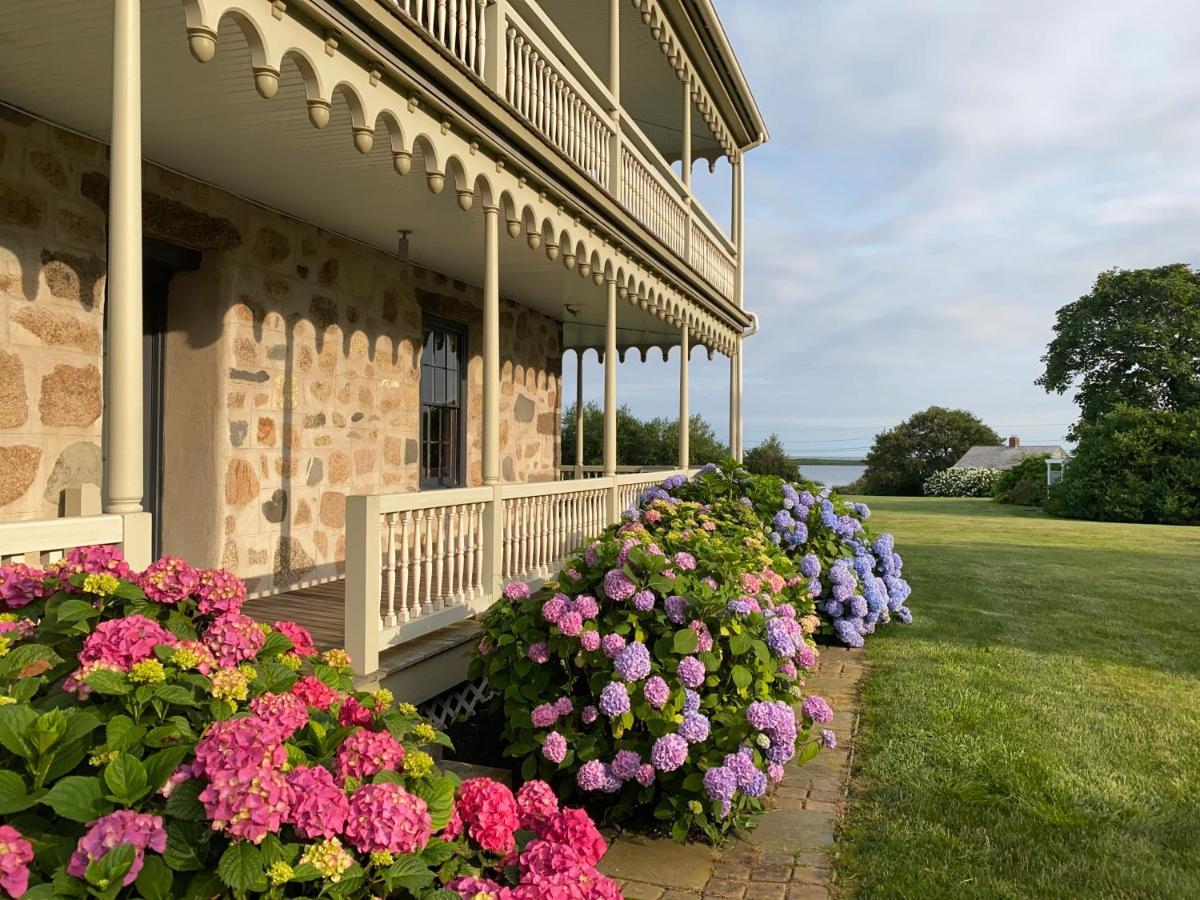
left=373, top=0, right=764, bottom=308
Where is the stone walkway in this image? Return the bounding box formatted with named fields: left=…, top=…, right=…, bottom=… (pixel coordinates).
left=598, top=647, right=867, bottom=899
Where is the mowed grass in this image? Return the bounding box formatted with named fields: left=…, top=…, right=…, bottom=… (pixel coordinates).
left=836, top=498, right=1200, bottom=900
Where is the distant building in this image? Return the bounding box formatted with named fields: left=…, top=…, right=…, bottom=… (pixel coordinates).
left=952, top=436, right=1069, bottom=471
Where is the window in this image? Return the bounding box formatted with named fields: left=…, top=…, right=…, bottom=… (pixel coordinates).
left=420, top=316, right=466, bottom=488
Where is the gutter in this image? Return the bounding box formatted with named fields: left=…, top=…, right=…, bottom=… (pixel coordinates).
left=684, top=0, right=770, bottom=148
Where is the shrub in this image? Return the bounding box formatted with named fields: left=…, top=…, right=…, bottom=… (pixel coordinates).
left=993, top=455, right=1051, bottom=506
left=922, top=467, right=1002, bottom=497
left=472, top=463, right=913, bottom=842
left=860, top=407, right=1001, bottom=495
left=0, top=548, right=616, bottom=898
left=1045, top=406, right=1200, bottom=524
left=743, top=435, right=797, bottom=479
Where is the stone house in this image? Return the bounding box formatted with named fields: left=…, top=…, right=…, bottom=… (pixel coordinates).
left=0, top=0, right=764, bottom=698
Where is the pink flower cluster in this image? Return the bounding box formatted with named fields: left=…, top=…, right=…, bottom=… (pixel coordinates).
left=273, top=619, right=316, bottom=655
left=52, top=544, right=132, bottom=588
left=67, top=810, right=166, bottom=886
left=285, top=765, right=350, bottom=839
left=193, top=717, right=290, bottom=843
left=196, top=567, right=246, bottom=616
left=139, top=556, right=200, bottom=605
left=531, top=696, right=573, bottom=728
left=0, top=563, right=45, bottom=610
left=0, top=825, right=32, bottom=899
left=504, top=581, right=532, bottom=600
left=202, top=612, right=265, bottom=666
left=67, top=615, right=176, bottom=693
left=249, top=691, right=310, bottom=738
left=343, top=783, right=432, bottom=854
left=334, top=728, right=405, bottom=782
left=445, top=781, right=619, bottom=899
left=291, top=674, right=338, bottom=711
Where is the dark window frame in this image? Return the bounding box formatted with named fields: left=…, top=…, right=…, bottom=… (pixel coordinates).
left=419, top=314, right=468, bottom=490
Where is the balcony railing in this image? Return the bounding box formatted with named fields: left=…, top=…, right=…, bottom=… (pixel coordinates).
left=345, top=469, right=688, bottom=675
left=385, top=0, right=738, bottom=301
left=0, top=487, right=125, bottom=567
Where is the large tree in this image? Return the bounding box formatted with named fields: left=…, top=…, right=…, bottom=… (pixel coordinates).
left=1037, top=264, right=1200, bottom=434
left=561, top=403, right=728, bottom=468
left=860, top=407, right=1001, bottom=495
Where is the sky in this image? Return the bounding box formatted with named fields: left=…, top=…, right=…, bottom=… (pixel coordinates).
left=567, top=0, right=1200, bottom=458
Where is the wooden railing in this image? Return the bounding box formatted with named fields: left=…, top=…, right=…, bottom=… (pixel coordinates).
left=0, top=487, right=125, bottom=567
left=345, top=469, right=690, bottom=675
left=503, top=8, right=612, bottom=187
left=621, top=138, right=688, bottom=258
left=393, top=0, right=490, bottom=77
left=690, top=217, right=736, bottom=298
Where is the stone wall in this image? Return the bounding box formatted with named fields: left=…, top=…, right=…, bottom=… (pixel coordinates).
left=0, top=106, right=562, bottom=596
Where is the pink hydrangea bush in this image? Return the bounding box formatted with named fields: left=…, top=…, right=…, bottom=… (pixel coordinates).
left=474, top=471, right=834, bottom=842
left=0, top=548, right=616, bottom=898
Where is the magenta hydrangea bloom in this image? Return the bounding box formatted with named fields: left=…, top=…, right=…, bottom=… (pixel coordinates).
left=602, top=569, right=636, bottom=601
left=76, top=615, right=175, bottom=673
left=344, top=783, right=432, bottom=854
left=795, top=643, right=817, bottom=669
left=573, top=595, right=599, bottom=620
left=636, top=764, right=656, bottom=787
left=558, top=611, right=584, bottom=637
left=139, top=556, right=200, bottom=605
left=54, top=544, right=132, bottom=588
left=580, top=630, right=601, bottom=652
left=676, top=655, right=706, bottom=689
left=673, top=552, right=697, bottom=571
left=0, top=825, right=33, bottom=899
left=286, top=765, right=350, bottom=839
left=801, top=695, right=834, bottom=724
left=202, top=612, right=265, bottom=666
left=643, top=675, right=669, bottom=709
left=528, top=641, right=550, bottom=664
left=536, top=809, right=607, bottom=869
left=67, top=810, right=167, bottom=885
left=541, top=594, right=568, bottom=624
left=600, top=634, right=626, bottom=659
left=249, top=691, right=310, bottom=739
left=553, top=696, right=574, bottom=717
left=453, top=777, right=521, bottom=855
left=532, top=703, right=559, bottom=728
left=291, top=674, right=338, bottom=711
left=581, top=705, right=599, bottom=724
left=519, top=839, right=588, bottom=877
left=195, top=567, right=245, bottom=616
left=576, top=759, right=607, bottom=792
left=335, top=728, right=405, bottom=782
left=194, top=717, right=287, bottom=777
left=0, top=563, right=45, bottom=610
left=447, top=875, right=507, bottom=899
left=272, top=619, right=316, bottom=656
left=650, top=734, right=688, bottom=772
left=504, top=581, right=531, bottom=600
left=515, top=779, right=559, bottom=831
left=542, top=731, right=568, bottom=764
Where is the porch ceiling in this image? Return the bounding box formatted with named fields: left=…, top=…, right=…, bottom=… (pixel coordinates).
left=0, top=0, right=686, bottom=351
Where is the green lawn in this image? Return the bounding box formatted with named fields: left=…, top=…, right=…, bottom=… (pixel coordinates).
left=836, top=498, right=1200, bottom=899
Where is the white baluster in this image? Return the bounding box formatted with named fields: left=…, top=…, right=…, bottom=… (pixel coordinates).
left=473, top=503, right=484, bottom=597
left=384, top=512, right=398, bottom=627
left=434, top=507, right=448, bottom=611
left=505, top=26, right=516, bottom=102
left=446, top=506, right=459, bottom=606
left=421, top=509, right=434, bottom=616
left=455, top=0, right=467, bottom=64
left=399, top=510, right=413, bottom=622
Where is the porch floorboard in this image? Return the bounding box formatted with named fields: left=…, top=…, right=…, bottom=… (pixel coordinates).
left=246, top=580, right=347, bottom=651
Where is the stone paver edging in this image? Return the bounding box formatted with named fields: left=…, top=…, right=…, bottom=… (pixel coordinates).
left=598, top=647, right=866, bottom=899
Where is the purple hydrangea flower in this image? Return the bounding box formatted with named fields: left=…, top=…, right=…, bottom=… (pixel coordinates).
left=553, top=697, right=573, bottom=717
left=743, top=770, right=768, bottom=798
left=766, top=619, right=796, bottom=658
left=528, top=642, right=549, bottom=664
left=614, top=642, right=651, bottom=683
left=542, top=731, right=567, bottom=764
left=581, top=705, right=599, bottom=724
left=802, top=696, right=834, bottom=724
left=643, top=676, right=669, bottom=709
left=603, top=569, right=637, bottom=602
left=726, top=598, right=752, bottom=616
left=795, top=644, right=816, bottom=669
left=601, top=634, right=627, bottom=658
left=599, top=682, right=631, bottom=717
left=820, top=729, right=837, bottom=749
left=833, top=618, right=865, bottom=648
left=636, top=764, right=656, bottom=786
left=800, top=554, right=821, bottom=578
left=673, top=552, right=696, bottom=571
left=632, top=590, right=656, bottom=613
left=541, top=594, right=568, bottom=624
left=574, top=595, right=599, bottom=620
left=703, top=766, right=737, bottom=802
left=580, top=630, right=601, bottom=652
left=677, top=656, right=705, bottom=689
left=650, top=734, right=688, bottom=772
left=678, top=712, right=710, bottom=744
left=664, top=596, right=687, bottom=624
left=611, top=750, right=641, bottom=780
left=725, top=748, right=759, bottom=788
left=577, top=760, right=607, bottom=792
left=767, top=762, right=785, bottom=783
left=683, top=689, right=701, bottom=714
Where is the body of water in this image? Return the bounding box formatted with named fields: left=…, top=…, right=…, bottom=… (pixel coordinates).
left=798, top=464, right=866, bottom=487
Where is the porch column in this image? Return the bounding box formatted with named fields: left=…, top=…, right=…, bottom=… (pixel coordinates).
left=681, top=80, right=692, bottom=192
left=574, top=350, right=585, bottom=477
left=481, top=204, right=503, bottom=600
left=608, top=0, right=621, bottom=99
left=106, top=0, right=151, bottom=567
left=733, top=152, right=745, bottom=308
left=678, top=325, right=690, bottom=469
left=730, top=343, right=742, bottom=462
left=604, top=277, right=619, bottom=522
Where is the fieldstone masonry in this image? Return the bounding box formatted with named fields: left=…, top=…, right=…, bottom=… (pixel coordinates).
left=0, top=105, right=563, bottom=598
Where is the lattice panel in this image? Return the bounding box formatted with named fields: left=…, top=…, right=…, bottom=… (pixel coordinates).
left=419, top=677, right=494, bottom=730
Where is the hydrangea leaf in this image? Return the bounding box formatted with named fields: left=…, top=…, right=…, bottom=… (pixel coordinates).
left=40, top=775, right=111, bottom=823
left=217, top=841, right=268, bottom=893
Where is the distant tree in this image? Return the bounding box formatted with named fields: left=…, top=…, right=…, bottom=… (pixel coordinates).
left=860, top=407, right=1001, bottom=496
left=561, top=403, right=728, bottom=468
left=743, top=434, right=797, bottom=479
left=1037, top=264, right=1200, bottom=435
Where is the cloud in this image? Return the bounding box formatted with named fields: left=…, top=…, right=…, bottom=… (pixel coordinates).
left=576, top=0, right=1200, bottom=456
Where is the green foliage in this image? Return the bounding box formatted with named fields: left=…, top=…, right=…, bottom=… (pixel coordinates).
left=922, top=467, right=1002, bottom=498
left=1044, top=406, right=1200, bottom=524
left=860, top=407, right=1001, bottom=496
left=561, top=402, right=728, bottom=467
left=473, top=463, right=829, bottom=843
left=993, top=455, right=1051, bottom=506
left=743, top=435, right=797, bottom=479
left=1037, top=264, right=1200, bottom=436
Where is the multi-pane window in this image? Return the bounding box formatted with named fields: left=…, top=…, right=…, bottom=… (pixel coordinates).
left=420, top=318, right=466, bottom=488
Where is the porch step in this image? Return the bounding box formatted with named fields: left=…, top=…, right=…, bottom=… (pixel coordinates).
left=372, top=620, right=482, bottom=704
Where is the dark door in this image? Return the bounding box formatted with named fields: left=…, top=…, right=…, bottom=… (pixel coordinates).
left=142, top=239, right=199, bottom=557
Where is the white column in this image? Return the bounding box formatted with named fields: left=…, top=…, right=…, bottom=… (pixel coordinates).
left=736, top=341, right=744, bottom=461
left=730, top=344, right=741, bottom=461
left=482, top=205, right=501, bottom=486
left=681, top=80, right=692, bottom=192
left=575, top=350, right=585, bottom=475
left=733, top=152, right=745, bottom=309
left=608, top=0, right=621, bottom=100
left=106, top=0, right=151, bottom=566
left=678, top=325, right=689, bottom=469
left=603, top=278, right=619, bottom=521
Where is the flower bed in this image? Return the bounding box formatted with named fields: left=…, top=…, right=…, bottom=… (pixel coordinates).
left=0, top=547, right=618, bottom=899
left=472, top=474, right=837, bottom=842
left=667, top=463, right=914, bottom=647
left=922, top=467, right=1002, bottom=498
